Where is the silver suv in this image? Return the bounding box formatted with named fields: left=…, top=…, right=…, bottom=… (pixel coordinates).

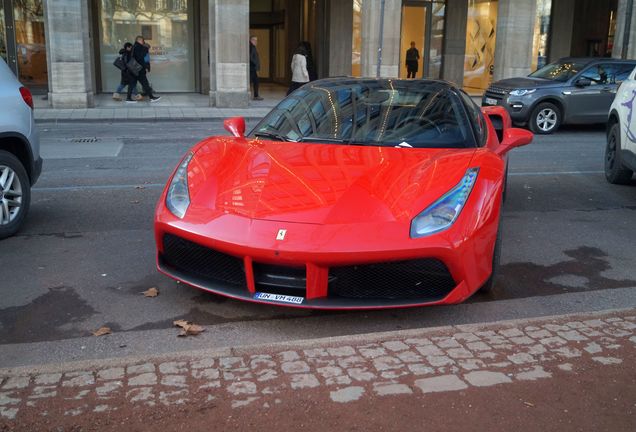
left=0, top=58, right=42, bottom=238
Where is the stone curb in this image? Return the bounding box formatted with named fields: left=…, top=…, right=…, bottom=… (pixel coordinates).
left=1, top=307, right=632, bottom=378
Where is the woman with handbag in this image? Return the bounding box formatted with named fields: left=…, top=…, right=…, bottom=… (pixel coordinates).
left=126, top=36, right=160, bottom=103
left=112, top=43, right=140, bottom=101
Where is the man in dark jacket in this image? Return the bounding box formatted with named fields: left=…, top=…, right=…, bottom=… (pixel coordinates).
left=126, top=36, right=160, bottom=103
left=249, top=36, right=263, bottom=100
left=405, top=41, right=420, bottom=79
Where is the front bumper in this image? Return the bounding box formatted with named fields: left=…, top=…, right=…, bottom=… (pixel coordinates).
left=155, top=209, right=495, bottom=310
left=482, top=93, right=533, bottom=124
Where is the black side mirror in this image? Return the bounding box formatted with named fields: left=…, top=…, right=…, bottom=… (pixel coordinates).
left=575, top=78, right=592, bottom=87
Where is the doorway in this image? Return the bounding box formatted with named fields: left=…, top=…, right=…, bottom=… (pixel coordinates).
left=0, top=0, right=47, bottom=93
left=399, top=1, right=445, bottom=80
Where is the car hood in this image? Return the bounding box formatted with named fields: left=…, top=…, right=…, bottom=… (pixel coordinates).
left=185, top=137, right=477, bottom=225
left=492, top=76, right=562, bottom=90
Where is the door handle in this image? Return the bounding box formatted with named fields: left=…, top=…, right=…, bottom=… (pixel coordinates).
left=601, top=87, right=616, bottom=94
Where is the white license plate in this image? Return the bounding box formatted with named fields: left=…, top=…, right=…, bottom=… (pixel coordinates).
left=253, top=292, right=304, bottom=305
left=484, top=97, right=498, bottom=106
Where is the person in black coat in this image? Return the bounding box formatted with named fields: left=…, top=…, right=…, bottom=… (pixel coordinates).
left=113, top=42, right=139, bottom=101
left=126, top=36, right=160, bottom=103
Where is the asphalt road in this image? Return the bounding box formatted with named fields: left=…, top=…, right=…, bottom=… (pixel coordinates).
left=1, top=121, right=636, bottom=368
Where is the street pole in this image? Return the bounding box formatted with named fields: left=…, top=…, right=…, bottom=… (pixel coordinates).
left=622, top=0, right=633, bottom=59
left=376, top=0, right=386, bottom=77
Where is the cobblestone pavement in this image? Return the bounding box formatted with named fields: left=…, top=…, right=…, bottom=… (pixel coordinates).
left=1, top=310, right=635, bottom=430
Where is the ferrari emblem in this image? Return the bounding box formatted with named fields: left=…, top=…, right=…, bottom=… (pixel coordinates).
left=276, top=229, right=287, bottom=240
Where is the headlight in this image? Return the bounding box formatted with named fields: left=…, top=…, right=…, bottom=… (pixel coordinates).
left=509, top=89, right=536, bottom=97
left=410, top=168, right=479, bottom=238
left=166, top=152, right=194, bottom=218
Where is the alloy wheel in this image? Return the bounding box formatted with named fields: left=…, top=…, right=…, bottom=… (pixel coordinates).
left=0, top=165, right=23, bottom=225
left=536, top=108, right=557, bottom=132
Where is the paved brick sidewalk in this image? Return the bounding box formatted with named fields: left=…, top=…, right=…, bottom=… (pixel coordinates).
left=1, top=309, right=635, bottom=430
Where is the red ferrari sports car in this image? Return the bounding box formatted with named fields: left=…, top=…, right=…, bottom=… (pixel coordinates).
left=155, top=78, right=532, bottom=309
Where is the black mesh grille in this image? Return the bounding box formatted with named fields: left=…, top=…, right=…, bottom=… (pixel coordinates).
left=253, top=263, right=307, bottom=297
left=329, top=259, right=455, bottom=300
left=162, top=234, right=246, bottom=287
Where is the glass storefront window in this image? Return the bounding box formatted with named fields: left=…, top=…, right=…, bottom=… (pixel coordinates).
left=399, top=1, right=446, bottom=80
left=13, top=0, right=47, bottom=88
left=463, top=0, right=497, bottom=94
left=400, top=3, right=426, bottom=79
left=0, top=5, right=6, bottom=61
left=98, top=0, right=196, bottom=93
left=352, top=0, right=362, bottom=77
left=531, top=0, right=551, bottom=72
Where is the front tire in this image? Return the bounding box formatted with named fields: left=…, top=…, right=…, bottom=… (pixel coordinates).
left=604, top=123, right=634, bottom=185
left=530, top=102, right=561, bottom=134
left=0, top=150, right=31, bottom=239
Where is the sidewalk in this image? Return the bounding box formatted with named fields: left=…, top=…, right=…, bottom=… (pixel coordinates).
left=33, top=86, right=284, bottom=123
left=1, top=309, right=634, bottom=431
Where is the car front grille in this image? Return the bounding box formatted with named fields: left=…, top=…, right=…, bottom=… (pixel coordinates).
left=486, top=86, right=509, bottom=96
left=161, top=234, right=246, bottom=287
left=328, top=259, right=456, bottom=300
left=253, top=262, right=307, bottom=297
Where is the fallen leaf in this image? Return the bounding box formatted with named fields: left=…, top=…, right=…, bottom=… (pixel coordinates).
left=174, top=320, right=205, bottom=337
left=130, top=200, right=140, bottom=204
left=173, top=319, right=189, bottom=329
left=142, top=287, right=159, bottom=297
left=524, top=402, right=535, bottom=407
left=92, top=326, right=111, bottom=337
left=135, top=185, right=146, bottom=190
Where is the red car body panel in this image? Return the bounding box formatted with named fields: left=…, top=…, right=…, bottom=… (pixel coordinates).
left=154, top=102, right=530, bottom=309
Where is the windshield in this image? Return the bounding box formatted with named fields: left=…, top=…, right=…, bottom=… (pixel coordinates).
left=250, top=80, right=476, bottom=149
left=529, top=61, right=586, bottom=81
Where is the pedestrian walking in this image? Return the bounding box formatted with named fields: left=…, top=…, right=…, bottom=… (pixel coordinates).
left=250, top=36, right=263, bottom=100
left=126, top=35, right=160, bottom=103
left=112, top=43, right=139, bottom=101
left=287, top=43, right=310, bottom=95
left=138, top=42, right=155, bottom=99
left=405, top=41, right=420, bottom=79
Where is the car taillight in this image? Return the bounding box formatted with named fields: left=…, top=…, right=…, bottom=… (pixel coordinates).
left=19, top=86, right=33, bottom=110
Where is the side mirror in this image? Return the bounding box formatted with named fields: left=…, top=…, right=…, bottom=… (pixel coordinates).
left=575, top=78, right=591, bottom=87
left=224, top=116, right=246, bottom=138
left=495, top=128, right=533, bottom=156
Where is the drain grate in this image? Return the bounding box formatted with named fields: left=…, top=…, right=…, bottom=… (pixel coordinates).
left=70, top=137, right=100, bottom=143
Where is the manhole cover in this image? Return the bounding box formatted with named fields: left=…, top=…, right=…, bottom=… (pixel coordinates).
left=70, top=137, right=100, bottom=143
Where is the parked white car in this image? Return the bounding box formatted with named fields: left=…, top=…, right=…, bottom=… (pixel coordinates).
left=606, top=66, right=636, bottom=185
left=0, top=58, right=42, bottom=238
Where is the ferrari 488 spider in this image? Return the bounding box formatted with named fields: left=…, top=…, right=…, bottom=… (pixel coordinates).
left=155, top=78, right=532, bottom=309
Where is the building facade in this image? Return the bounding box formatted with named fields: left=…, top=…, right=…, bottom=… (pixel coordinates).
left=0, top=0, right=635, bottom=108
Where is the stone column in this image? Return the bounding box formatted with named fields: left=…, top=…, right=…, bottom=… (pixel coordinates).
left=548, top=0, right=575, bottom=62
left=44, top=0, right=94, bottom=108
left=441, top=0, right=468, bottom=86
left=208, top=0, right=249, bottom=107
left=360, top=0, right=401, bottom=77
left=612, top=0, right=636, bottom=59
left=328, top=0, right=353, bottom=77
left=492, top=0, right=537, bottom=81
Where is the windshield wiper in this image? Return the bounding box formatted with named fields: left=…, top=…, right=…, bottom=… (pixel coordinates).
left=296, top=136, right=349, bottom=143
left=254, top=131, right=293, bottom=141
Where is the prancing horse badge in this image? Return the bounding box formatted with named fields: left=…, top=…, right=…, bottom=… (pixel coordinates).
left=276, top=229, right=287, bottom=240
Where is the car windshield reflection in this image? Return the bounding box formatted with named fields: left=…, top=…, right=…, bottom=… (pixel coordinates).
left=529, top=61, right=586, bottom=82
left=250, top=79, right=476, bottom=149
